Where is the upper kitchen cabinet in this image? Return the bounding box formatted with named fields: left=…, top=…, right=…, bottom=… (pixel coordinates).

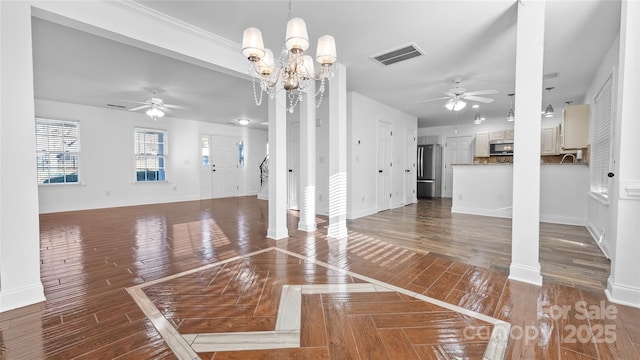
left=561, top=104, right=590, bottom=150
left=475, top=131, right=490, bottom=157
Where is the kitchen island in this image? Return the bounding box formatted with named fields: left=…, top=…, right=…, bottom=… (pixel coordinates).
left=451, top=163, right=589, bottom=225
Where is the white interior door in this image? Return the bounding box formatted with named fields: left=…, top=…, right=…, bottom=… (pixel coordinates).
left=444, top=136, right=473, bottom=197
left=377, top=121, right=392, bottom=212
left=200, top=135, right=238, bottom=199
left=405, top=129, right=417, bottom=204
left=287, top=121, right=300, bottom=210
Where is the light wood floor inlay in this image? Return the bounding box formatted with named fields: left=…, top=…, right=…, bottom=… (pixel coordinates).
left=130, top=248, right=507, bottom=359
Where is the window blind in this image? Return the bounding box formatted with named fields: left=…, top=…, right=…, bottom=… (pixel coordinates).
left=590, top=75, right=613, bottom=198
left=35, top=118, right=80, bottom=184
left=134, top=127, right=167, bottom=182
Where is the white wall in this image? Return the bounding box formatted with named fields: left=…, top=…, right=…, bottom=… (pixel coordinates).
left=36, top=99, right=267, bottom=213
left=452, top=164, right=589, bottom=226
left=347, top=92, right=418, bottom=219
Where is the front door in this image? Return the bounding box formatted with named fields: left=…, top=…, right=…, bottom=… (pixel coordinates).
left=199, top=135, right=238, bottom=199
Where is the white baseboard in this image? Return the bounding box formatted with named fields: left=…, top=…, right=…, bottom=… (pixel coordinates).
left=0, top=282, right=46, bottom=313
left=453, top=207, right=587, bottom=227
left=508, top=263, right=543, bottom=286
left=606, top=278, right=640, bottom=309
left=451, top=206, right=512, bottom=219
left=347, top=207, right=377, bottom=220
left=586, top=221, right=609, bottom=258
left=539, top=214, right=586, bottom=226
left=257, top=193, right=268, bottom=200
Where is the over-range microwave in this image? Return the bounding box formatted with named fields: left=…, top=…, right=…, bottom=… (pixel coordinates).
left=489, top=140, right=514, bottom=156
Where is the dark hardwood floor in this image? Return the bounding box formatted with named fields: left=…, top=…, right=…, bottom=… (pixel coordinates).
left=0, top=196, right=636, bottom=359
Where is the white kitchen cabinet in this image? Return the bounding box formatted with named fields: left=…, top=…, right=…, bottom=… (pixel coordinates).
left=541, top=126, right=558, bottom=155
left=475, top=132, right=490, bottom=157
left=489, top=131, right=505, bottom=141
left=505, top=129, right=514, bottom=140
left=561, top=104, right=590, bottom=149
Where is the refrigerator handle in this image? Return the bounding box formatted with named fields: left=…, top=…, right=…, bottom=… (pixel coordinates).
left=419, top=147, right=423, bottom=177
left=417, top=147, right=420, bottom=178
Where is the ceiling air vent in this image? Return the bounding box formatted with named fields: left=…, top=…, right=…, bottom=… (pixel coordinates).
left=371, top=43, right=424, bottom=66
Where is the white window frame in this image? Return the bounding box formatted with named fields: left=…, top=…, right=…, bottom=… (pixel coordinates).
left=134, top=127, right=168, bottom=183
left=589, top=73, right=614, bottom=202
left=35, top=117, right=81, bottom=185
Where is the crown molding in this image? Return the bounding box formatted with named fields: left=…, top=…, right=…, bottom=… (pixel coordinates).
left=114, top=0, right=240, bottom=50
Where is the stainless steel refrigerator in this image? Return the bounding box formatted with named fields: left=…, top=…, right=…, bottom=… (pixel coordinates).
left=417, top=144, right=442, bottom=198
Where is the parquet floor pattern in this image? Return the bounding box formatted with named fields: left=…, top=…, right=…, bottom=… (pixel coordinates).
left=0, top=196, right=637, bottom=359
left=143, top=250, right=495, bottom=359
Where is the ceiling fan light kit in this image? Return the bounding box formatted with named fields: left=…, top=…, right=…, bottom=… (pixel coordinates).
left=241, top=0, right=337, bottom=113
left=145, top=106, right=165, bottom=121
left=445, top=98, right=467, bottom=111
left=417, top=79, right=497, bottom=114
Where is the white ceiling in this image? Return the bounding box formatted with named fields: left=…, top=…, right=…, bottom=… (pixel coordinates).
left=32, top=1, right=621, bottom=129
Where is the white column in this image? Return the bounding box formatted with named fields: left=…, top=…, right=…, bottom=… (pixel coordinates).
left=509, top=0, right=545, bottom=286
left=0, top=1, right=46, bottom=312
left=327, top=63, right=348, bottom=239
left=606, top=0, right=640, bottom=308
left=267, top=90, right=289, bottom=240
left=297, top=80, right=317, bottom=232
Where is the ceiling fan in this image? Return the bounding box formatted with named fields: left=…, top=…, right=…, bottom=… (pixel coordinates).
left=128, top=92, right=183, bottom=120
left=416, top=80, right=498, bottom=111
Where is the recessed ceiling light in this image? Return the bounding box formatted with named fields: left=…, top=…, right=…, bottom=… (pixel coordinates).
left=472, top=104, right=480, bottom=109
left=237, top=118, right=250, bottom=126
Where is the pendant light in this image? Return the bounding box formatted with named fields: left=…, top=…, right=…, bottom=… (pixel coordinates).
left=506, top=93, right=515, bottom=122
left=543, top=87, right=555, bottom=118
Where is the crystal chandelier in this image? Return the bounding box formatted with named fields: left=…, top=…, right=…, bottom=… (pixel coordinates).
left=241, top=1, right=337, bottom=113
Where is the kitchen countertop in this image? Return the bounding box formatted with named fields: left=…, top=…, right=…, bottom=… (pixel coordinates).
left=452, top=163, right=587, bottom=166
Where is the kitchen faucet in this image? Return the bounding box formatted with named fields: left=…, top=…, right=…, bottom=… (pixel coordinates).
left=560, top=153, right=576, bottom=164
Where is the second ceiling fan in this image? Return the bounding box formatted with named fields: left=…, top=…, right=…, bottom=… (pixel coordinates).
left=417, top=80, right=497, bottom=111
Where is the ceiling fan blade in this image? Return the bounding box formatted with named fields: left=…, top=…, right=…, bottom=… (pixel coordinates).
left=463, top=89, right=498, bottom=96
left=158, top=106, right=173, bottom=113
left=464, top=95, right=495, bottom=103
left=129, top=104, right=151, bottom=111
left=163, top=104, right=185, bottom=109
left=416, top=96, right=450, bottom=104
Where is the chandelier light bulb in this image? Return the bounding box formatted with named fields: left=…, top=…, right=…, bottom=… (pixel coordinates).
left=241, top=27, right=265, bottom=61
left=300, top=55, right=315, bottom=79
left=316, top=35, right=337, bottom=65
left=285, top=17, right=309, bottom=52
left=257, top=49, right=275, bottom=76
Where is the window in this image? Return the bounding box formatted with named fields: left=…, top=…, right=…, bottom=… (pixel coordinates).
left=201, top=136, right=210, bottom=167
left=238, top=141, right=245, bottom=168
left=134, top=127, right=167, bottom=182
left=590, top=74, right=613, bottom=199
left=35, top=118, right=80, bottom=184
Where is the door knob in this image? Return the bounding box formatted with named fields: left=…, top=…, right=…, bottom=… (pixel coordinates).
left=608, top=172, right=615, bottom=178
left=379, top=170, right=383, bottom=173
left=289, top=169, right=293, bottom=172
